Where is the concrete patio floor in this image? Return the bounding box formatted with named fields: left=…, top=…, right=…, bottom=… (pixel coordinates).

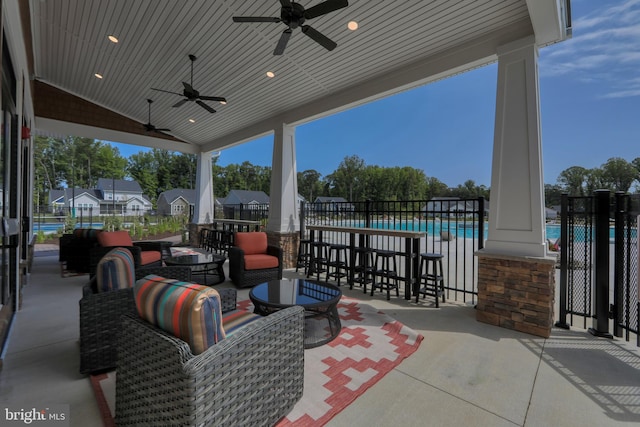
left=1, top=243, right=639, bottom=426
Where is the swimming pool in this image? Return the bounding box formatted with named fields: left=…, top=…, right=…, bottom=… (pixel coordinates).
left=328, top=219, right=622, bottom=240
left=34, top=223, right=104, bottom=234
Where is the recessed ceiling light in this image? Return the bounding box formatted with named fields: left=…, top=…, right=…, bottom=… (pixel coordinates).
left=94, top=73, right=103, bottom=79
left=266, top=71, right=275, bottom=78
left=188, top=118, right=196, bottom=123
left=347, top=21, right=358, bottom=31
left=108, top=35, right=119, bottom=43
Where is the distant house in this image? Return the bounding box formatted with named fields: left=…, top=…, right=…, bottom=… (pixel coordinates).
left=223, top=190, right=270, bottom=207
left=157, top=189, right=196, bottom=217
left=47, top=178, right=152, bottom=216
left=223, top=190, right=270, bottom=220
left=545, top=207, right=558, bottom=221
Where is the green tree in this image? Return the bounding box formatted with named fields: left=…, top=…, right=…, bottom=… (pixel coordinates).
left=558, top=166, right=587, bottom=195
left=600, top=157, right=637, bottom=193
left=127, top=151, right=159, bottom=201
left=298, top=169, right=323, bottom=202
left=326, top=155, right=366, bottom=201
left=424, top=177, right=449, bottom=200
left=584, top=168, right=606, bottom=194
left=544, top=184, right=563, bottom=207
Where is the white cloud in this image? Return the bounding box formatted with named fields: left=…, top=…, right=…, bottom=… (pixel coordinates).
left=540, top=1, right=640, bottom=98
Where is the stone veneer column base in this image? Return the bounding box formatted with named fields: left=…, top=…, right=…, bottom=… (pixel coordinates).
left=267, top=231, right=299, bottom=269
left=476, top=251, right=556, bottom=338
left=187, top=223, right=209, bottom=247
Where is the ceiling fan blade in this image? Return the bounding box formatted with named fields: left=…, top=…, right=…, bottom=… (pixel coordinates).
left=182, top=81, right=195, bottom=93
left=155, top=128, right=171, bottom=133
left=301, top=25, right=337, bottom=51
left=172, top=98, right=188, bottom=108
left=199, top=96, right=227, bottom=102
left=233, top=16, right=281, bottom=23
left=151, top=87, right=182, bottom=96
left=274, top=29, right=292, bottom=55
left=304, top=0, right=348, bottom=20
left=196, top=100, right=216, bottom=113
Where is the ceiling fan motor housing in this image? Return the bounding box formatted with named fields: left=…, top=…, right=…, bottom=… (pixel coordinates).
left=282, top=2, right=306, bottom=28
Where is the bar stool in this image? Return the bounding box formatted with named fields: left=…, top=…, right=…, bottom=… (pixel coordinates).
left=308, top=241, right=330, bottom=281
left=371, top=250, right=399, bottom=300
left=295, top=238, right=312, bottom=275
left=416, top=253, right=445, bottom=307
left=352, top=247, right=374, bottom=293
left=326, top=243, right=349, bottom=286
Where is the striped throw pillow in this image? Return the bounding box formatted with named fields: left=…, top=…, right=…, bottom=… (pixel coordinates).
left=134, top=275, right=226, bottom=354
left=96, top=247, right=135, bottom=292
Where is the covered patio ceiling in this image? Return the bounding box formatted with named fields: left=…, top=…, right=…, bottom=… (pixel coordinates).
left=27, top=0, right=570, bottom=155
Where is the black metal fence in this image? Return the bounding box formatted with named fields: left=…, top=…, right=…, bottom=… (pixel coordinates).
left=222, top=203, right=270, bottom=222
left=613, top=192, right=639, bottom=344
left=32, top=205, right=167, bottom=234
left=557, top=191, right=639, bottom=347
left=301, top=198, right=485, bottom=304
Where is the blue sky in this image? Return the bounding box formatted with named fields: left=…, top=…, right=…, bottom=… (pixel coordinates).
left=111, top=0, right=640, bottom=188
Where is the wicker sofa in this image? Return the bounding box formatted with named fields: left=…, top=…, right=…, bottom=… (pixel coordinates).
left=79, top=265, right=237, bottom=375
left=229, top=232, right=283, bottom=288
left=116, top=305, right=305, bottom=427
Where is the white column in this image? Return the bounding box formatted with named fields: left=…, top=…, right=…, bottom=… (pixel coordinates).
left=193, top=151, right=214, bottom=224
left=484, top=36, right=547, bottom=258
left=266, top=123, right=299, bottom=233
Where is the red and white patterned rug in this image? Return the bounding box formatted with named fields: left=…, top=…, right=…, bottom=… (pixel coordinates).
left=91, top=297, right=423, bottom=426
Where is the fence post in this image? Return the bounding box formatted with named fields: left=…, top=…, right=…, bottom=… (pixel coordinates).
left=478, top=197, right=485, bottom=250
left=299, top=201, right=306, bottom=239
left=365, top=200, right=371, bottom=228
left=589, top=189, right=613, bottom=338
left=612, top=192, right=626, bottom=338
left=555, top=193, right=570, bottom=329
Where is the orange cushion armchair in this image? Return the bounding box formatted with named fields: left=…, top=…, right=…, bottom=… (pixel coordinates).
left=229, top=232, right=282, bottom=288
left=89, top=230, right=165, bottom=277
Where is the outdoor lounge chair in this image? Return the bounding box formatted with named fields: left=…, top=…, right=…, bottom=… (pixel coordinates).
left=228, top=231, right=283, bottom=288
left=115, top=291, right=304, bottom=426
left=79, top=262, right=237, bottom=374
left=88, top=230, right=169, bottom=277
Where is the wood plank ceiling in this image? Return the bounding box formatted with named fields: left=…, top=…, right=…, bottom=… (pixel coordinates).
left=30, top=0, right=534, bottom=152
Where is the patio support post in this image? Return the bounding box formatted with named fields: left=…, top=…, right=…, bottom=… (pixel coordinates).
left=266, top=123, right=300, bottom=268
left=476, top=36, right=556, bottom=338
left=189, top=151, right=215, bottom=245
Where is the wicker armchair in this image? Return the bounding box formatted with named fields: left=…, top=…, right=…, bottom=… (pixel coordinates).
left=79, top=265, right=237, bottom=375
left=229, top=232, right=283, bottom=288
left=88, top=232, right=172, bottom=277
left=116, top=305, right=304, bottom=427
left=59, top=229, right=102, bottom=274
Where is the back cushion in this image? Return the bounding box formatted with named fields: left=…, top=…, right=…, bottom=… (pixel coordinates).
left=73, top=228, right=102, bottom=241
left=234, top=232, right=268, bottom=255
left=134, top=275, right=226, bottom=354
left=97, top=230, right=133, bottom=247
left=96, top=247, right=135, bottom=292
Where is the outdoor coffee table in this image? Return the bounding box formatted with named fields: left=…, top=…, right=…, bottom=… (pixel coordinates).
left=249, top=279, right=342, bottom=349
left=165, top=247, right=226, bottom=285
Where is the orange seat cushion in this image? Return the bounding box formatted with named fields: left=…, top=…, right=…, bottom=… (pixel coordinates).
left=234, top=232, right=268, bottom=255
left=244, top=254, right=279, bottom=270
left=97, top=230, right=133, bottom=247
left=140, top=250, right=162, bottom=265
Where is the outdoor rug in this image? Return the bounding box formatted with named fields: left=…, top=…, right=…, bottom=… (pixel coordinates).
left=90, top=297, right=423, bottom=426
